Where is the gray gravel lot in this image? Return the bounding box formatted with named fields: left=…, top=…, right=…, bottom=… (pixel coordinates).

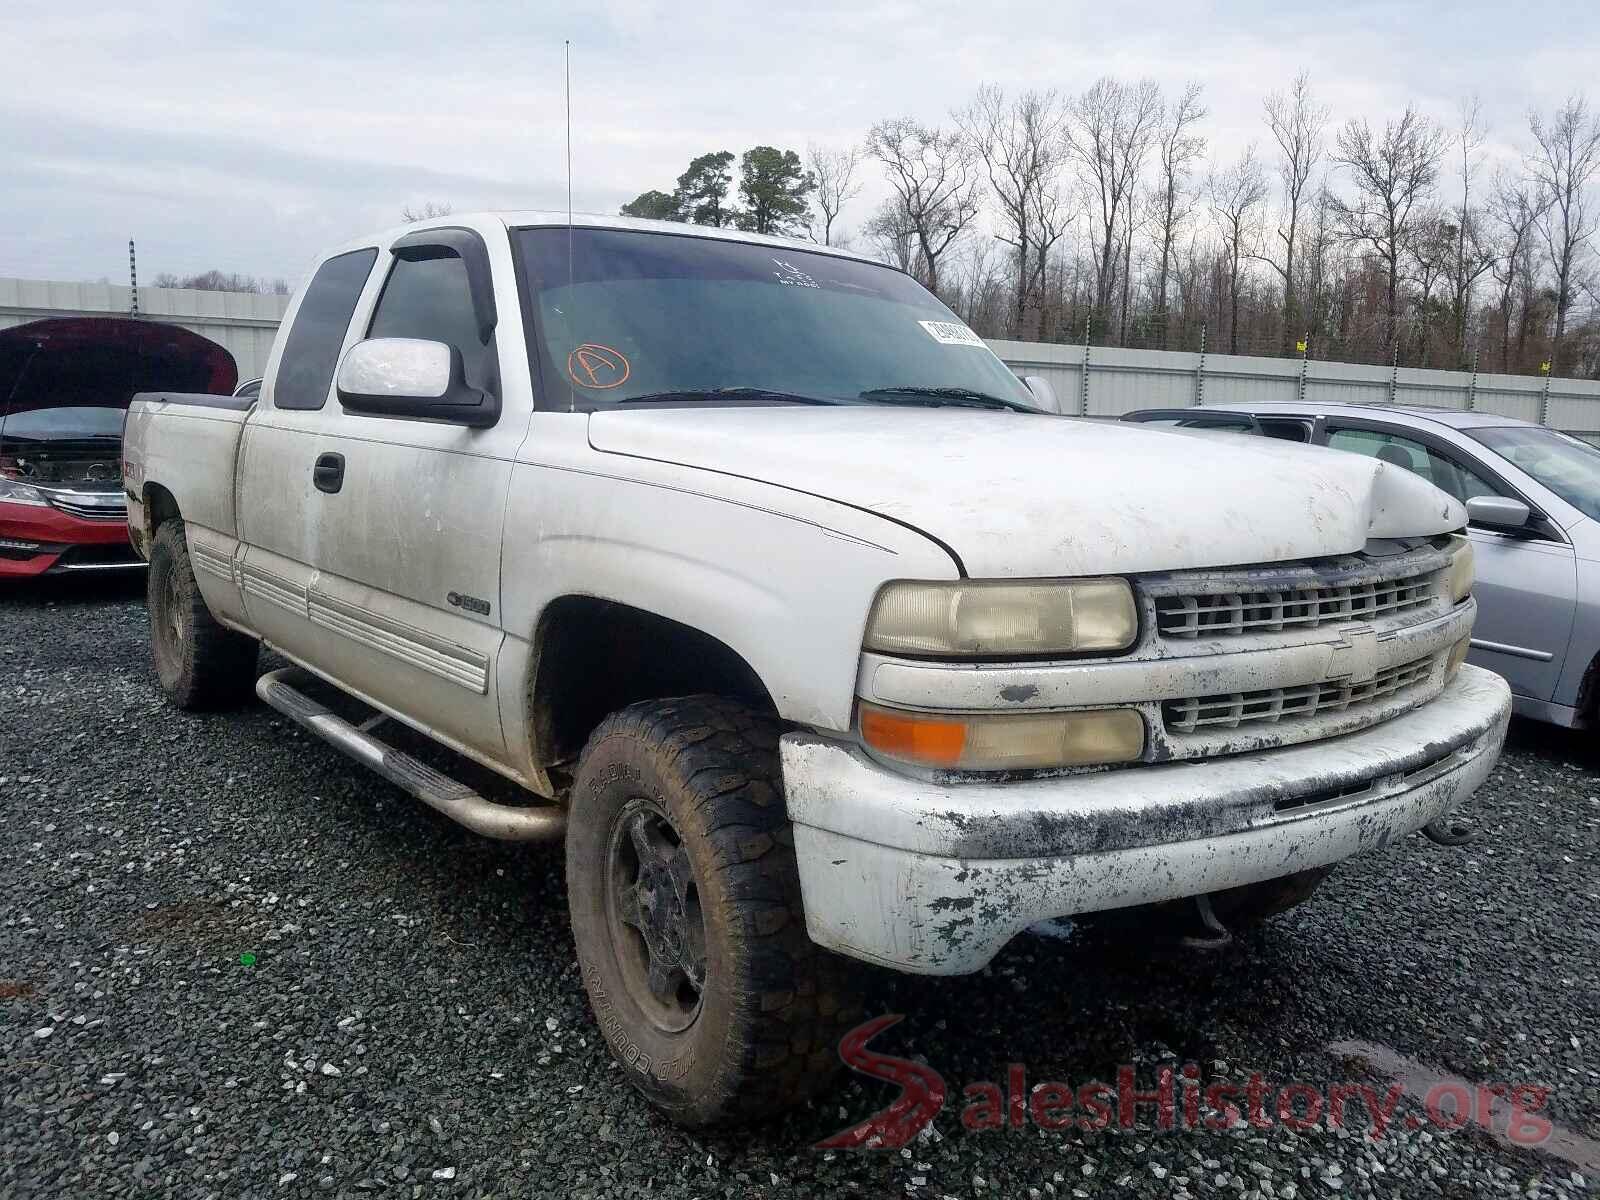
left=2, top=575, right=1598, bottom=1199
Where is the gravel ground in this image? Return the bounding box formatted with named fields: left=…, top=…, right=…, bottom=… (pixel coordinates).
left=3, top=574, right=1597, bottom=1200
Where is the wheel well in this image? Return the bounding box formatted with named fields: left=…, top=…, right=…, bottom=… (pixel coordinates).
left=134, top=484, right=180, bottom=557
left=143, top=483, right=180, bottom=533
left=528, top=596, right=777, bottom=771
left=1574, top=648, right=1600, bottom=727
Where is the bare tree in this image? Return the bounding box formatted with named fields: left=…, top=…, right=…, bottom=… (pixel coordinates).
left=955, top=84, right=1072, bottom=335
left=806, top=143, right=863, bottom=247
left=865, top=118, right=983, bottom=295
left=1332, top=107, right=1446, bottom=350
left=1260, top=72, right=1329, bottom=348
left=151, top=270, right=286, bottom=294
left=1527, top=94, right=1600, bottom=374
left=1405, top=206, right=1457, bottom=358
left=1444, top=95, right=1493, bottom=361
left=864, top=197, right=919, bottom=275
left=1209, top=146, right=1270, bottom=353
left=1487, top=172, right=1547, bottom=372
left=1300, top=179, right=1341, bottom=338
left=1068, top=77, right=1164, bottom=333
left=1146, top=82, right=1207, bottom=345
left=401, top=201, right=454, bottom=223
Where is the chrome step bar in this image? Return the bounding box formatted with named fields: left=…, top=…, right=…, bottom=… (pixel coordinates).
left=255, top=666, right=565, bottom=842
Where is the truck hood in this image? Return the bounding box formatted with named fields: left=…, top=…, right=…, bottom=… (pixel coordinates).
left=587, top=407, right=1464, bottom=576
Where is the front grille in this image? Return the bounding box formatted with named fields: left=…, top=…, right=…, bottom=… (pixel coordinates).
left=1156, top=571, right=1436, bottom=639
left=46, top=493, right=126, bottom=521
left=1164, top=653, right=1437, bottom=734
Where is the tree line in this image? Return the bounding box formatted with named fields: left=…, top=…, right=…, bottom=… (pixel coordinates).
left=150, top=270, right=290, bottom=295
left=622, top=82, right=1600, bottom=379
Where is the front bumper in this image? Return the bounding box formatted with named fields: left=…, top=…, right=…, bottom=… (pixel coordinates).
left=782, top=664, right=1511, bottom=975
left=0, top=499, right=140, bottom=577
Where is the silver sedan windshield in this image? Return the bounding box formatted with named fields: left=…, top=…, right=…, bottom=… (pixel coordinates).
left=1469, top=425, right=1600, bottom=520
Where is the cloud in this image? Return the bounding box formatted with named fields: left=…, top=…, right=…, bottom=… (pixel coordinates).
left=1, top=0, right=1594, bottom=282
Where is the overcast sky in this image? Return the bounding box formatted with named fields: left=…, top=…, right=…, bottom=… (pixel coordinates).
left=3, top=0, right=1595, bottom=289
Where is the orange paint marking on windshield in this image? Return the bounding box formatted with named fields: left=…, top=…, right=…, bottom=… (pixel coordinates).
left=567, top=343, right=631, bottom=389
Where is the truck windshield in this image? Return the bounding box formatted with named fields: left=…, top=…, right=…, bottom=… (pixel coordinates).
left=1468, top=425, right=1600, bottom=520
left=513, top=226, right=1038, bottom=412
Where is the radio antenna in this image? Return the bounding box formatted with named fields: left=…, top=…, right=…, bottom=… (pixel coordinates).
left=565, top=38, right=575, bottom=413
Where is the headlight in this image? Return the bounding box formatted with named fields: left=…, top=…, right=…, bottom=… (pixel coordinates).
left=0, top=475, right=48, bottom=507
left=1446, top=537, right=1474, bottom=603
left=859, top=702, right=1145, bottom=770
left=864, top=578, right=1137, bottom=657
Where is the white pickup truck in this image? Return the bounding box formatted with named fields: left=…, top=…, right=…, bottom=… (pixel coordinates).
left=124, top=212, right=1511, bottom=1126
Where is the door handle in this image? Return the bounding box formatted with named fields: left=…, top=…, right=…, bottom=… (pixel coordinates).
left=313, top=452, right=345, bottom=494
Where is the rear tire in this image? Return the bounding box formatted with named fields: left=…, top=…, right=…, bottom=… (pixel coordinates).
left=148, top=519, right=258, bottom=710
left=566, top=694, right=860, bottom=1127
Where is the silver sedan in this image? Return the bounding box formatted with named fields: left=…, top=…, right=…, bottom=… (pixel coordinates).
left=1124, top=400, right=1600, bottom=728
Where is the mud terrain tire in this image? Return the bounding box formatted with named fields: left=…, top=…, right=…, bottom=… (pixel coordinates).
left=566, top=694, right=860, bottom=1126
left=148, top=519, right=259, bottom=710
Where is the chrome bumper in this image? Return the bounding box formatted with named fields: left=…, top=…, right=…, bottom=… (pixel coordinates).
left=782, top=665, right=1510, bottom=975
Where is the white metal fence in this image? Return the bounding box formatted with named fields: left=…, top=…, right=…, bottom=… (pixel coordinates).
left=991, top=338, right=1600, bottom=434
left=0, top=277, right=290, bottom=380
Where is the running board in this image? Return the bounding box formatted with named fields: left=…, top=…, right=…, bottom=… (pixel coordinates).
left=255, top=666, right=565, bottom=842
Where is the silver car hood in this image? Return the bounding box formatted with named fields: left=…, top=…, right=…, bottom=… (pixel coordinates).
left=587, top=407, right=1464, bottom=576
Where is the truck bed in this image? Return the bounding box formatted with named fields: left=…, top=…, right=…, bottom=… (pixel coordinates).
left=124, top=391, right=256, bottom=549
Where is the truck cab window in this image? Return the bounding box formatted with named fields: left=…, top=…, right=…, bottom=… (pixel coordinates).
left=367, top=251, right=495, bottom=393
left=274, top=248, right=378, bottom=410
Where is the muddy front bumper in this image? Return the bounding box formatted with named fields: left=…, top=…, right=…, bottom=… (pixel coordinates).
left=781, top=664, right=1510, bottom=975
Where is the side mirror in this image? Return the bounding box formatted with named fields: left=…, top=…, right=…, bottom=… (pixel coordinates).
left=1022, top=375, right=1061, bottom=414
left=1465, top=495, right=1531, bottom=530
left=336, top=338, right=497, bottom=427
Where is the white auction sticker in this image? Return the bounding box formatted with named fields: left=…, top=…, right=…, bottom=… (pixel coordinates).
left=918, top=319, right=986, bottom=347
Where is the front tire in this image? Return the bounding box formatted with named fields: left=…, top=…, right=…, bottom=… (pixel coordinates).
left=147, top=520, right=258, bottom=710
left=566, top=695, right=859, bottom=1126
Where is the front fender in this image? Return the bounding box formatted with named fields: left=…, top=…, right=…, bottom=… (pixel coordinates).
left=499, top=441, right=958, bottom=737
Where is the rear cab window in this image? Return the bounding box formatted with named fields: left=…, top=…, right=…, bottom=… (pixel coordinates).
left=273, top=249, right=379, bottom=410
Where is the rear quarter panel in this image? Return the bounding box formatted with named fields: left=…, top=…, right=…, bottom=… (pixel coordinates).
left=125, top=395, right=254, bottom=627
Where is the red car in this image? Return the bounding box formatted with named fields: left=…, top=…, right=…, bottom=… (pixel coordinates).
left=0, top=317, right=236, bottom=577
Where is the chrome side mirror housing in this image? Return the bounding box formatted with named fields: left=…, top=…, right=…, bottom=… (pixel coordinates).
left=336, top=338, right=497, bottom=427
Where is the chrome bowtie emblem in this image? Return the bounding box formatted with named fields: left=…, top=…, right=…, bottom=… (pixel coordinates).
left=1326, top=625, right=1379, bottom=685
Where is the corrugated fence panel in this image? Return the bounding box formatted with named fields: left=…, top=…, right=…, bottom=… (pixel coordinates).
left=1546, top=391, right=1600, bottom=433
left=1394, top=367, right=1474, bottom=410
left=1471, top=374, right=1544, bottom=424
left=1088, top=348, right=1200, bottom=414
left=995, top=337, right=1600, bottom=434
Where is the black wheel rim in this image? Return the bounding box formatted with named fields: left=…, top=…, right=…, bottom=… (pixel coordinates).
left=605, top=799, right=707, bottom=1033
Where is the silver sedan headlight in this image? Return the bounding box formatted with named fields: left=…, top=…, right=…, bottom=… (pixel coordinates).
left=863, top=578, right=1138, bottom=657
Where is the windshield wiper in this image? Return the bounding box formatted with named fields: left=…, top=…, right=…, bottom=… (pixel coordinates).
left=859, top=386, right=1037, bottom=413
left=615, top=387, right=840, bottom=406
